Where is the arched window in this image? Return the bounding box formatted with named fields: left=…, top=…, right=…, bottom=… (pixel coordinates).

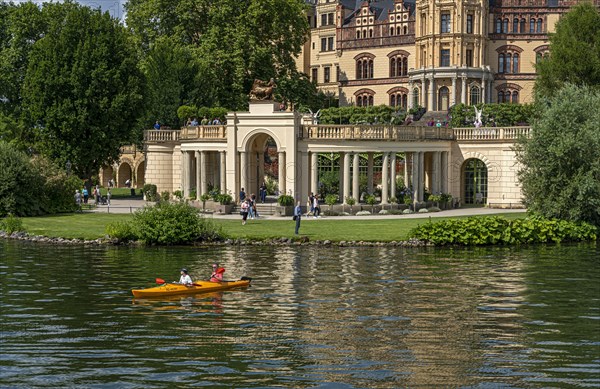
left=498, top=53, right=505, bottom=73
left=513, top=18, right=519, bottom=32
left=369, top=28, right=373, bottom=38
left=363, top=60, right=369, bottom=79
left=357, top=96, right=363, bottom=106
left=438, top=86, right=450, bottom=111
left=520, top=18, right=526, bottom=33
left=397, top=26, right=402, bottom=35
left=536, top=18, right=543, bottom=33
left=498, top=90, right=504, bottom=103
left=470, top=86, right=480, bottom=105
left=369, top=60, right=374, bottom=78
left=503, top=18, right=509, bottom=33
left=362, top=29, right=367, bottom=38
left=536, top=52, right=543, bottom=64
left=512, top=91, right=519, bottom=103
left=505, top=91, right=511, bottom=102
left=390, top=94, right=396, bottom=107
left=530, top=18, right=535, bottom=33
left=506, top=53, right=512, bottom=73
left=356, top=60, right=362, bottom=79
left=402, top=57, right=408, bottom=76
left=413, top=87, right=420, bottom=107
left=397, top=57, right=402, bottom=76
left=513, top=54, right=519, bottom=73
left=390, top=27, right=394, bottom=36
left=402, top=94, right=407, bottom=108
left=356, top=89, right=375, bottom=107
left=390, top=58, right=396, bottom=77
left=356, top=30, right=361, bottom=39
left=368, top=95, right=374, bottom=106
left=403, top=25, right=407, bottom=34
left=463, top=158, right=488, bottom=205
left=496, top=18, right=502, bottom=33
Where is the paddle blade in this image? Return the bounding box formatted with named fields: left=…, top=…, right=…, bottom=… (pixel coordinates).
left=156, top=278, right=166, bottom=284
left=240, top=276, right=252, bottom=282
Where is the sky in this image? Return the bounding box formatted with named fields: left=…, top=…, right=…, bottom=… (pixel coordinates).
left=12, top=0, right=125, bottom=20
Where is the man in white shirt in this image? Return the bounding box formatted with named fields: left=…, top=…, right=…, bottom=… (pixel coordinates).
left=178, top=268, right=193, bottom=286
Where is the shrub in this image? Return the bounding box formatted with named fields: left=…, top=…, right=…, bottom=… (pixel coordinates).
left=365, top=195, right=376, bottom=206
left=132, top=201, right=224, bottom=245
left=161, top=191, right=171, bottom=202
left=345, top=196, right=356, bottom=206
left=409, top=216, right=598, bottom=246
left=427, top=207, right=441, bottom=212
left=325, top=194, right=339, bottom=208
left=105, top=221, right=136, bottom=242
left=214, top=192, right=232, bottom=205
left=323, top=210, right=340, bottom=216
left=173, top=190, right=183, bottom=201
left=143, top=184, right=159, bottom=201
left=277, top=194, right=294, bottom=206
left=1, top=214, right=24, bottom=234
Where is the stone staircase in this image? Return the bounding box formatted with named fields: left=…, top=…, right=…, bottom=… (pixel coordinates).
left=230, top=201, right=279, bottom=216
left=411, top=110, right=450, bottom=126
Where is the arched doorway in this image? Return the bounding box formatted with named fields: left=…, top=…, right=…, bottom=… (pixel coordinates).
left=245, top=133, right=278, bottom=199
left=438, top=86, right=449, bottom=111
left=118, top=163, right=132, bottom=187
left=463, top=158, right=487, bottom=205
left=136, top=161, right=145, bottom=188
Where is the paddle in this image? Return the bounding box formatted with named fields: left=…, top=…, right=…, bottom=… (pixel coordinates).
left=156, top=276, right=251, bottom=284
left=155, top=277, right=212, bottom=287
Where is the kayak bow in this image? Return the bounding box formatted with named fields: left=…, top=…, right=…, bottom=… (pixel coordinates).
left=132, top=278, right=251, bottom=298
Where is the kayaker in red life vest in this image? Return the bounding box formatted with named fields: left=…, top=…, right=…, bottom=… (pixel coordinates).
left=210, top=263, right=225, bottom=282
left=178, top=268, right=193, bottom=286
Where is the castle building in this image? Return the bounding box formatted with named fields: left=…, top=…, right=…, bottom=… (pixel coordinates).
left=298, top=0, right=583, bottom=109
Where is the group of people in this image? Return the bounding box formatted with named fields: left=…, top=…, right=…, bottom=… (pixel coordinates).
left=177, top=264, right=226, bottom=286
left=185, top=117, right=224, bottom=126
left=239, top=188, right=260, bottom=225
left=307, top=192, right=321, bottom=218
left=74, top=185, right=111, bottom=209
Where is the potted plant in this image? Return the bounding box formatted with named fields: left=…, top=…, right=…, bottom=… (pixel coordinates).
left=214, top=192, right=233, bottom=214
left=200, top=193, right=211, bottom=211
left=275, top=194, right=294, bottom=216
left=345, top=196, right=356, bottom=214
left=325, top=194, right=338, bottom=214
left=365, top=194, right=376, bottom=213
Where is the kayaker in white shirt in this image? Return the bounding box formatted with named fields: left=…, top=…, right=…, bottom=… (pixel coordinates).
left=178, top=268, right=193, bottom=286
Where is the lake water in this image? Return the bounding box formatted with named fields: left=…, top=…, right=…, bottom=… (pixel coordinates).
left=1, top=240, right=599, bottom=388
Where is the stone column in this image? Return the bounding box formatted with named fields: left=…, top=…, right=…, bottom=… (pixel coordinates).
left=441, top=151, right=448, bottom=194
left=311, top=152, right=319, bottom=195
left=390, top=152, right=397, bottom=200
left=487, top=78, right=492, bottom=104
left=181, top=151, right=189, bottom=198
left=195, top=151, right=201, bottom=199
left=411, top=151, right=418, bottom=206
left=451, top=77, right=457, bottom=106
left=240, top=151, right=248, bottom=199
left=367, top=152, right=374, bottom=195
left=404, top=152, right=410, bottom=188
left=427, top=77, right=435, bottom=111
left=352, top=152, right=360, bottom=201
left=432, top=151, right=441, bottom=194
left=408, top=81, right=414, bottom=109
left=278, top=151, right=286, bottom=195
left=343, top=151, right=351, bottom=204
left=258, top=150, right=265, bottom=189
left=481, top=75, right=487, bottom=104
left=418, top=151, right=425, bottom=202
left=381, top=152, right=389, bottom=204
left=200, top=150, right=207, bottom=196
left=338, top=152, right=344, bottom=200
left=461, top=75, right=467, bottom=104
left=220, top=151, right=226, bottom=193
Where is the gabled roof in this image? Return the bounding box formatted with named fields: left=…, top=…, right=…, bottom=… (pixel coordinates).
left=340, top=0, right=415, bottom=27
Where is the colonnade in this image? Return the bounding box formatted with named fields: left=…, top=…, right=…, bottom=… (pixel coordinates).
left=181, top=150, right=227, bottom=198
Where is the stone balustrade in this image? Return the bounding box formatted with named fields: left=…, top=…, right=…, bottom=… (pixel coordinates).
left=144, top=125, right=532, bottom=143
left=453, top=126, right=531, bottom=141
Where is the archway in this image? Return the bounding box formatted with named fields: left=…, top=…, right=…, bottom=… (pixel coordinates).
left=463, top=158, right=487, bottom=205
left=245, top=133, right=278, bottom=200
left=117, top=163, right=132, bottom=187
left=101, top=166, right=114, bottom=187
left=136, top=161, right=145, bottom=188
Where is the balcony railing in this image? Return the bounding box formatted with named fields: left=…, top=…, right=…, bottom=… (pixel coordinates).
left=180, top=125, right=227, bottom=140
left=300, top=125, right=454, bottom=141
left=453, top=126, right=531, bottom=141
left=144, top=129, right=180, bottom=142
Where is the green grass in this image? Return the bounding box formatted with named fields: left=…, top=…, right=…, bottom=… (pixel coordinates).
left=18, top=212, right=527, bottom=242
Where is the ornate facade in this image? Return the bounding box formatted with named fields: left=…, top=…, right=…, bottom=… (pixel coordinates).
left=298, top=0, right=589, bottom=109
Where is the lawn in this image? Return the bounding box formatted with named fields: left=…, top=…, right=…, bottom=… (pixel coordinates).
left=19, top=212, right=528, bottom=242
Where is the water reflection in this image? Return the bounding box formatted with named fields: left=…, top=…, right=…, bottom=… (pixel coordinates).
left=0, top=241, right=598, bottom=387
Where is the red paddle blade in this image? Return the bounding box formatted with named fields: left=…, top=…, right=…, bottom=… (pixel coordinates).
left=155, top=278, right=166, bottom=284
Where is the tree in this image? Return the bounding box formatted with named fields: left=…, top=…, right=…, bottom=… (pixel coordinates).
left=21, top=5, right=145, bottom=182
left=535, top=3, right=600, bottom=98
left=125, top=0, right=310, bottom=111
left=515, top=84, right=600, bottom=226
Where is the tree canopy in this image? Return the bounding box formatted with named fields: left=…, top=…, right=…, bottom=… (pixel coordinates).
left=21, top=4, right=145, bottom=179
left=125, top=0, right=310, bottom=112
left=515, top=84, right=600, bottom=226
left=535, top=2, right=600, bottom=98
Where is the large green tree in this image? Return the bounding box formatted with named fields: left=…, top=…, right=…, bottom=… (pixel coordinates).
left=125, top=0, right=310, bottom=112
left=21, top=4, right=145, bottom=180
left=515, top=84, right=600, bottom=226
left=535, top=2, right=600, bottom=97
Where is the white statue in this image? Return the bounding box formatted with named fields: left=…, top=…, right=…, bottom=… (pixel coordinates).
left=474, top=106, right=483, bottom=128
left=308, top=109, right=321, bottom=124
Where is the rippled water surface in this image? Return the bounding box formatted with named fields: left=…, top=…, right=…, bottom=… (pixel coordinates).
left=1, top=241, right=599, bottom=388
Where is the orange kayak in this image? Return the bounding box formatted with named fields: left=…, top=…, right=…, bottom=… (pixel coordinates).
left=132, top=278, right=251, bottom=298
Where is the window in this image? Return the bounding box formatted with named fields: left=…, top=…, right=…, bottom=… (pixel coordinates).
left=390, top=27, right=394, bottom=36
left=356, top=56, right=374, bottom=80
left=324, top=66, right=331, bottom=83
left=512, top=91, right=519, bottom=103
left=466, top=49, right=473, bottom=67
left=467, top=14, right=473, bottom=34
left=520, top=18, right=526, bottom=33
left=536, top=18, right=543, bottom=33
left=496, top=18, right=502, bottom=33
left=440, top=49, right=450, bottom=67
left=512, top=54, right=519, bottom=73
left=328, top=13, right=334, bottom=26
left=530, top=18, right=535, bottom=33
left=311, top=68, right=318, bottom=83
left=356, top=30, right=360, bottom=39
left=389, top=55, right=408, bottom=77
left=389, top=92, right=408, bottom=108
left=441, top=13, right=450, bottom=33
left=328, top=37, right=334, bottom=51
left=498, top=53, right=505, bottom=73
left=503, top=19, right=509, bottom=33
left=321, top=14, right=327, bottom=27
left=470, top=86, right=480, bottom=105
left=321, top=38, right=327, bottom=52
left=497, top=88, right=519, bottom=103
left=513, top=18, right=518, bottom=33
left=506, top=53, right=512, bottom=73
left=498, top=49, right=520, bottom=73
left=420, top=13, right=426, bottom=35
left=355, top=90, right=375, bottom=107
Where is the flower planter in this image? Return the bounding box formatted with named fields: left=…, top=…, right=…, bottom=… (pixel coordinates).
left=274, top=205, right=294, bottom=217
